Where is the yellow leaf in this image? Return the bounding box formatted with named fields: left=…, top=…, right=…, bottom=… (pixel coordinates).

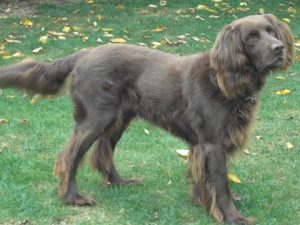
left=32, top=47, right=43, bottom=54
left=227, top=172, right=242, bottom=184
left=102, top=28, right=114, bottom=32
left=151, top=42, right=161, bottom=48
left=286, top=142, right=293, bottom=150
left=12, top=51, right=24, bottom=58
left=212, top=0, right=222, bottom=2
left=176, top=149, right=189, bottom=158
left=259, top=8, right=265, bottom=14
left=82, top=36, right=89, bottom=42
left=197, top=4, right=217, bottom=14
left=62, top=26, right=71, bottom=33
left=294, top=40, right=300, bottom=47
left=48, top=31, right=65, bottom=36
left=237, top=7, right=250, bottom=12
left=144, top=129, right=150, bottom=135
left=39, top=35, right=48, bottom=44
left=287, top=7, right=296, bottom=14
left=20, top=18, right=33, bottom=28
left=282, top=18, right=290, bottom=23
left=151, top=25, right=166, bottom=33
left=96, top=14, right=104, bottom=21
left=85, top=0, right=94, bottom=3
left=239, top=2, right=247, bottom=6
left=110, top=38, right=126, bottom=43
left=275, top=89, right=291, bottom=96
left=72, top=26, right=83, bottom=32
left=31, top=94, right=42, bottom=104
left=116, top=3, right=125, bottom=10
left=275, top=76, right=286, bottom=80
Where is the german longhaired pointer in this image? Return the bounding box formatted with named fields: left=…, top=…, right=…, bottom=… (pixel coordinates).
left=0, top=14, right=294, bottom=224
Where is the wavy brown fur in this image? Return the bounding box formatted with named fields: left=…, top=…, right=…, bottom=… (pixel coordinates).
left=0, top=15, right=294, bottom=224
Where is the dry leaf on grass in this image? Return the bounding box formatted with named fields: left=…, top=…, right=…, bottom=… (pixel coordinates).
left=0, top=119, right=8, bottom=125
left=275, top=89, right=291, bottom=96
left=286, top=142, right=293, bottom=150
left=20, top=18, right=33, bottom=28
left=227, top=172, right=242, bottom=184
left=176, top=149, right=189, bottom=158
left=110, top=38, right=126, bottom=43
left=32, top=47, right=43, bottom=53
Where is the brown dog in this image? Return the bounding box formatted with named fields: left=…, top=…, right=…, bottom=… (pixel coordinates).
left=0, top=14, right=294, bottom=224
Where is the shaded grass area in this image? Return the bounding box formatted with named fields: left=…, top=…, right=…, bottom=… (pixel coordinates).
left=0, top=0, right=299, bottom=224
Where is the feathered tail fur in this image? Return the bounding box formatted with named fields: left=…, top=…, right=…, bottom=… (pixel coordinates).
left=0, top=50, right=89, bottom=94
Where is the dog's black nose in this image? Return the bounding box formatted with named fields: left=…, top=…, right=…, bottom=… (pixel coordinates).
left=271, top=43, right=284, bottom=53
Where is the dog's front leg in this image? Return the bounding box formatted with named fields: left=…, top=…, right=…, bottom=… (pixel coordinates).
left=189, top=144, right=254, bottom=224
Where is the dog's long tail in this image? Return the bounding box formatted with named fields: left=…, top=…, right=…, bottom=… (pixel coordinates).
left=0, top=50, right=89, bottom=94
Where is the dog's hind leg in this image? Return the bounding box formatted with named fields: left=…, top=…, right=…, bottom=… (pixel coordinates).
left=91, top=113, right=142, bottom=186
left=53, top=99, right=120, bottom=205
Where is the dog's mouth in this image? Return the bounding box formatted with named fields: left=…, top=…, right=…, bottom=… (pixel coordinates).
left=257, top=56, right=284, bottom=72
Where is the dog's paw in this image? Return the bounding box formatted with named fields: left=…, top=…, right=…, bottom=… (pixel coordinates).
left=224, top=213, right=255, bottom=225
left=63, top=194, right=96, bottom=206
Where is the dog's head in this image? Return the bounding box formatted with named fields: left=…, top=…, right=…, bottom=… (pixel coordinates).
left=210, top=14, right=294, bottom=98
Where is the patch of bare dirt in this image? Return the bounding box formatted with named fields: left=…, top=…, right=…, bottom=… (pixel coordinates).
left=0, top=0, right=80, bottom=17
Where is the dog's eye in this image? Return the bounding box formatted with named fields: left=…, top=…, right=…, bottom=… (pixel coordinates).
left=266, top=26, right=276, bottom=37
left=246, top=31, right=259, bottom=41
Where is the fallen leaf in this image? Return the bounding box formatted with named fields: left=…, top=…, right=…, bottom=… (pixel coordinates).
left=286, top=142, right=293, bottom=150
left=116, top=3, right=125, bottom=10
left=102, top=28, right=114, bottom=32
left=151, top=41, right=161, bottom=48
left=275, top=89, right=291, bottom=96
left=259, top=8, right=265, bottom=14
left=197, top=4, right=217, bottom=14
left=20, top=18, right=33, bottom=28
left=12, top=51, right=24, bottom=58
left=96, top=14, right=104, bottom=21
left=144, top=129, right=150, bottom=135
left=148, top=4, right=157, bottom=9
left=212, top=0, right=223, bottom=2
left=39, top=35, right=48, bottom=44
left=151, top=25, right=166, bottom=33
left=237, top=7, right=250, bottom=12
left=110, top=38, right=126, bottom=43
left=82, top=36, right=89, bottom=42
left=287, top=7, right=297, bottom=14
left=275, top=76, right=286, bottom=80
left=227, top=172, right=242, bottom=184
left=72, top=27, right=83, bottom=32
left=6, top=95, right=15, bottom=99
left=31, top=94, right=42, bottom=104
left=62, top=26, right=71, bottom=33
left=282, top=18, right=290, bottom=23
left=243, top=149, right=250, bottom=155
left=32, top=47, right=43, bottom=53
left=20, top=119, right=30, bottom=124
left=239, top=2, right=247, bottom=6
left=256, top=135, right=262, bottom=140
left=48, top=31, right=66, bottom=37
left=0, top=119, right=8, bottom=125
left=294, top=40, right=300, bottom=47
left=97, top=38, right=103, bottom=43
left=5, top=39, right=22, bottom=43
left=176, top=149, right=189, bottom=158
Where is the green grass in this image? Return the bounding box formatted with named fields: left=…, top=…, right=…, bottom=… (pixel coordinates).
left=0, top=0, right=299, bottom=224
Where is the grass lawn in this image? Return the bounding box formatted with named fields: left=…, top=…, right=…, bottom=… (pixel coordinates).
left=0, top=0, right=299, bottom=224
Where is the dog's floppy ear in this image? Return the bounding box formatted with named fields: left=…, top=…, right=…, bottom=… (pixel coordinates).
left=263, top=14, right=294, bottom=70
left=210, top=25, right=250, bottom=98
